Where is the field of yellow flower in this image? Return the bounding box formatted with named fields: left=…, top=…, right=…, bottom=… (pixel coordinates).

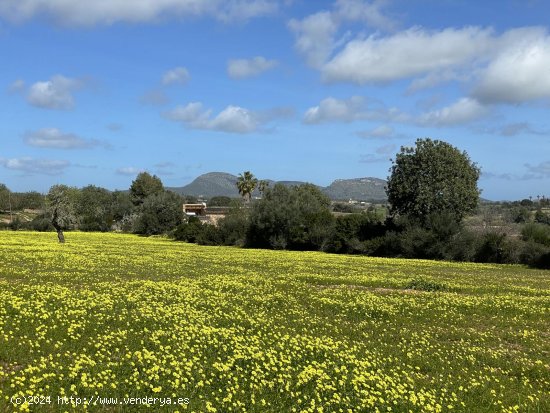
left=0, top=231, right=549, bottom=412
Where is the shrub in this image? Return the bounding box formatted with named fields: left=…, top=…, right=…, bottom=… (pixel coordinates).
left=405, top=278, right=446, bottom=292
left=521, top=222, right=550, bottom=246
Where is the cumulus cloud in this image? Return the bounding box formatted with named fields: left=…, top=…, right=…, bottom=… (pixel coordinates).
left=0, top=0, right=279, bottom=26
left=288, top=11, right=338, bottom=68
left=0, top=157, right=70, bottom=175
left=303, top=96, right=408, bottom=124
left=335, top=0, right=396, bottom=31
left=23, top=128, right=104, bottom=149
left=162, top=67, right=190, bottom=85
left=473, top=28, right=550, bottom=104
left=227, top=57, right=278, bottom=79
left=20, top=75, right=84, bottom=110
left=288, top=1, right=396, bottom=68
left=322, top=27, right=494, bottom=84
left=164, top=102, right=290, bottom=134
left=418, top=98, right=488, bottom=127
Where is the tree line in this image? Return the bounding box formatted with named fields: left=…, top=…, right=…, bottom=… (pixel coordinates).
left=2, top=138, right=550, bottom=268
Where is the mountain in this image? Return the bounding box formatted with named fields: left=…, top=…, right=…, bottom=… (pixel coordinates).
left=323, top=177, right=387, bottom=201
left=169, top=172, right=388, bottom=201
left=169, top=172, right=238, bottom=198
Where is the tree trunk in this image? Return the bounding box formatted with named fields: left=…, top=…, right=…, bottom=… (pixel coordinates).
left=56, top=229, right=65, bottom=243
left=51, top=209, right=65, bottom=243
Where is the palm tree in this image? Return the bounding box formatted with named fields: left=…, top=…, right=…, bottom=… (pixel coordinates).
left=236, top=171, right=258, bottom=204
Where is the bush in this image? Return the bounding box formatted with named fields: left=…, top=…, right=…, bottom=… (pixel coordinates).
left=405, top=278, right=446, bottom=292
left=474, top=232, right=520, bottom=264
left=521, top=222, right=550, bottom=246
left=216, top=206, right=248, bottom=246
left=446, top=230, right=479, bottom=262
left=208, top=196, right=234, bottom=207
left=26, top=215, right=54, bottom=232
left=246, top=184, right=334, bottom=251
left=520, top=241, right=550, bottom=267
left=133, top=191, right=183, bottom=236
left=324, top=213, right=385, bottom=254
left=172, top=217, right=204, bottom=243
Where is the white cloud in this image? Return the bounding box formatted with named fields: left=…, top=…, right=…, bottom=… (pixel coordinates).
left=288, top=11, right=338, bottom=68
left=162, top=67, right=190, bottom=85
left=0, top=0, right=279, bottom=26
left=23, top=128, right=102, bottom=149
left=322, top=26, right=494, bottom=84
left=24, top=128, right=87, bottom=149
left=116, top=167, right=143, bottom=176
left=304, top=96, right=367, bottom=123
left=473, top=28, right=550, bottom=104
left=0, top=157, right=70, bottom=175
left=303, top=96, right=408, bottom=124
left=25, top=75, right=83, bottom=110
left=335, top=0, right=396, bottom=31
left=418, top=98, right=488, bottom=127
left=227, top=56, right=277, bottom=79
left=288, top=1, right=396, bottom=69
left=165, top=102, right=284, bottom=134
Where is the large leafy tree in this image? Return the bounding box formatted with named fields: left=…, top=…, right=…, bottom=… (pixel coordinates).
left=386, top=138, right=480, bottom=223
left=247, top=183, right=334, bottom=250
left=236, top=171, right=258, bottom=204
left=46, top=185, right=79, bottom=243
left=129, top=172, right=164, bottom=206
left=133, top=190, right=183, bottom=235
left=76, top=185, right=113, bottom=231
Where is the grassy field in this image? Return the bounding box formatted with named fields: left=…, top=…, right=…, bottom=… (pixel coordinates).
left=0, top=231, right=549, bottom=412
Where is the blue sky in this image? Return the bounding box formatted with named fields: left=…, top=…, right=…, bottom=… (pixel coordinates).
left=1, top=0, right=550, bottom=200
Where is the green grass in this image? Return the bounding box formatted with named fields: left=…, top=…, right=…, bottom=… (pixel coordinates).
left=0, top=231, right=549, bottom=412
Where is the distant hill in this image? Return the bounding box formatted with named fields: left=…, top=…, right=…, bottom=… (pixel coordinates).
left=169, top=172, right=388, bottom=201
left=323, top=177, right=387, bottom=201
left=169, top=172, right=239, bottom=198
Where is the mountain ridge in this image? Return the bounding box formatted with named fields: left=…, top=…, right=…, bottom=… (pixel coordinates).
left=168, top=172, right=388, bottom=201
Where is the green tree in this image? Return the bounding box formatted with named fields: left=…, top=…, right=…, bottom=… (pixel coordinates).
left=236, top=171, right=258, bottom=204
left=386, top=138, right=480, bottom=223
left=46, top=185, right=79, bottom=243
left=110, top=190, right=134, bottom=222
left=247, top=183, right=334, bottom=250
left=129, top=172, right=164, bottom=206
left=76, top=185, right=113, bottom=231
left=133, top=191, right=183, bottom=235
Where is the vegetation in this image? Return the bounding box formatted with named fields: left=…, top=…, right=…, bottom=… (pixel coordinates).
left=0, top=231, right=548, bottom=412
left=387, top=138, right=480, bottom=223
left=236, top=171, right=258, bottom=204
left=2, top=140, right=550, bottom=268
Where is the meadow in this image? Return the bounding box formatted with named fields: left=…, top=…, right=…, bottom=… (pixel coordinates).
left=0, top=231, right=548, bottom=412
